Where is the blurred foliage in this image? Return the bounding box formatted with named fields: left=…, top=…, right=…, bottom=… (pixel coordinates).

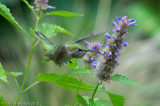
left=0, top=0, right=160, bottom=106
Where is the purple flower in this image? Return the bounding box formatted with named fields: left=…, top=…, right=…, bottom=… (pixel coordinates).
left=47, top=5, right=56, bottom=10
left=34, top=0, right=56, bottom=15
left=108, top=51, right=112, bottom=58
left=116, top=28, right=120, bottom=33
left=105, top=32, right=114, bottom=39
left=115, top=52, right=118, bottom=58
left=112, top=20, right=117, bottom=26
left=128, top=19, right=135, bottom=22
left=116, top=16, right=122, bottom=22
left=121, top=42, right=128, bottom=47
left=34, top=0, right=48, bottom=10
left=129, top=21, right=136, bottom=26
left=83, top=41, right=102, bottom=69
left=94, top=16, right=136, bottom=81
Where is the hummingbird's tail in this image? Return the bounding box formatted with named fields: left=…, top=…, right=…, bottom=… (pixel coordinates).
left=34, top=30, right=53, bottom=54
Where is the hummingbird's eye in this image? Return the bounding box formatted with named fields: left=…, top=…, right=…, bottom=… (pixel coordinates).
left=77, top=48, right=83, bottom=51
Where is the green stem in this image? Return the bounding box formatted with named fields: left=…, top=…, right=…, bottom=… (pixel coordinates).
left=14, top=14, right=40, bottom=105
left=14, top=78, right=20, bottom=90
left=22, top=81, right=40, bottom=93
left=72, top=74, right=85, bottom=106
left=22, top=0, right=37, bottom=18
left=15, top=36, right=35, bottom=105
left=92, top=82, right=100, bottom=99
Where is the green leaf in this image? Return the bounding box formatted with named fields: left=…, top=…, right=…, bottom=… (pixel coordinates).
left=0, top=63, right=7, bottom=83
left=66, top=69, right=92, bottom=75
left=45, top=11, right=84, bottom=17
left=56, top=25, right=75, bottom=36
left=67, top=58, right=78, bottom=70
left=42, top=58, right=51, bottom=63
left=0, top=96, right=10, bottom=106
left=111, top=74, right=143, bottom=88
left=89, top=98, right=95, bottom=106
left=98, top=85, right=107, bottom=93
left=0, top=3, right=27, bottom=34
left=38, top=23, right=75, bottom=38
left=107, top=92, right=125, bottom=106
left=37, top=73, right=95, bottom=91
left=82, top=96, right=110, bottom=106
left=77, top=94, right=88, bottom=106
left=95, top=99, right=110, bottom=106
left=5, top=71, right=23, bottom=78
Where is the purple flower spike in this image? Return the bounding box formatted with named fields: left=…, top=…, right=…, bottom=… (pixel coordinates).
left=86, top=16, right=136, bottom=82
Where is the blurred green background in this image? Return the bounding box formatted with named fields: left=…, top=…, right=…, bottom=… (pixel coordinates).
left=0, top=0, right=160, bottom=106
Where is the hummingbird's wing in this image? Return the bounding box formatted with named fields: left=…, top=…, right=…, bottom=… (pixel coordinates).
left=74, top=32, right=104, bottom=43
left=34, top=30, right=54, bottom=55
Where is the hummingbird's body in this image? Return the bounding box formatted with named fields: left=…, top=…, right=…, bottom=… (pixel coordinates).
left=34, top=30, right=90, bottom=65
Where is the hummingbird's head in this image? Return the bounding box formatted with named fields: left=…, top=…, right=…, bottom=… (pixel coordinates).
left=71, top=48, right=87, bottom=58
left=65, top=43, right=99, bottom=59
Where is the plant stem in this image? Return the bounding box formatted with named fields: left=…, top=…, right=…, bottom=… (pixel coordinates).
left=72, top=74, right=85, bottom=106
left=14, top=14, right=40, bottom=105
left=14, top=36, right=35, bottom=105
left=22, top=0, right=37, bottom=18
left=22, top=81, right=40, bottom=93
left=92, top=82, right=100, bottom=99
left=14, top=78, right=20, bottom=90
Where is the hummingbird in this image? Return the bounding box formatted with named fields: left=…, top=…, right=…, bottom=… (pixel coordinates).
left=34, top=30, right=99, bottom=66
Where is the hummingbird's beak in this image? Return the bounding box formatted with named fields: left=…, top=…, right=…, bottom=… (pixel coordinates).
left=86, top=49, right=100, bottom=53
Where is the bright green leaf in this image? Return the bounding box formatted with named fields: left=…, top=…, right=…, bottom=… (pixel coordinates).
left=56, top=25, right=75, bottom=36
left=37, top=73, right=95, bottom=91
left=0, top=3, right=27, bottom=34
left=42, top=58, right=51, bottom=63
left=77, top=94, right=88, bottom=106
left=95, top=99, right=110, bottom=106
left=38, top=23, right=75, bottom=38
left=0, top=96, right=10, bottom=106
left=5, top=71, right=23, bottom=78
left=66, top=69, right=92, bottom=75
left=89, top=98, right=95, bottom=106
left=0, top=63, right=7, bottom=83
left=67, top=58, right=78, bottom=70
left=38, top=23, right=57, bottom=38
left=111, top=74, right=143, bottom=88
left=98, top=85, right=107, bottom=93
left=107, top=92, right=125, bottom=106
left=83, top=96, right=110, bottom=106
left=45, top=11, right=84, bottom=17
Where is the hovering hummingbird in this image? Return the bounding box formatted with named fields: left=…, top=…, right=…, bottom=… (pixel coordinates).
left=34, top=30, right=99, bottom=66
